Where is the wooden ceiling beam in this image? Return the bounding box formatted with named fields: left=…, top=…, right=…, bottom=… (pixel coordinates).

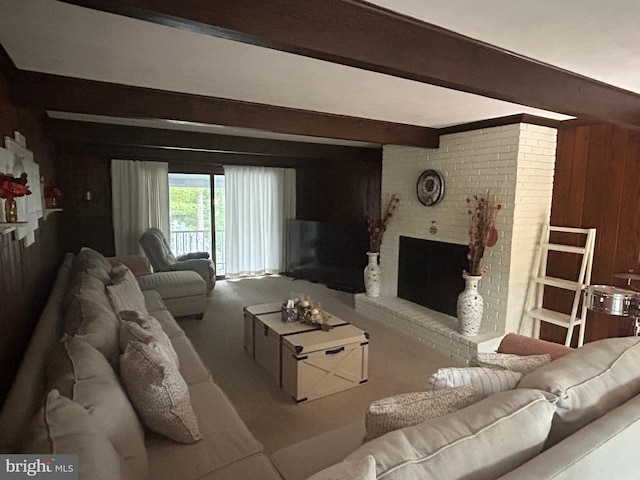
left=48, top=119, right=381, bottom=161
left=59, top=142, right=312, bottom=167
left=9, top=71, right=438, bottom=148
left=59, top=0, right=640, bottom=128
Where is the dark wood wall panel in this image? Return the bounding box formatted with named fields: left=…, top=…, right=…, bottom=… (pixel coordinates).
left=0, top=72, right=63, bottom=406
left=57, top=154, right=115, bottom=255
left=544, top=123, right=640, bottom=344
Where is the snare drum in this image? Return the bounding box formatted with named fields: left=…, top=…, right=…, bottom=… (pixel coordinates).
left=585, top=285, right=640, bottom=317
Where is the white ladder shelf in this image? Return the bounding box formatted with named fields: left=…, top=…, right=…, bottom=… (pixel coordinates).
left=526, top=225, right=596, bottom=347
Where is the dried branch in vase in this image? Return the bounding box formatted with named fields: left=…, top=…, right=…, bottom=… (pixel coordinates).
left=367, top=194, right=399, bottom=253
left=465, top=193, right=501, bottom=276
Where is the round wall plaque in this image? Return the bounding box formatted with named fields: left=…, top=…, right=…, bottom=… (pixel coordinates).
left=416, top=169, right=444, bottom=206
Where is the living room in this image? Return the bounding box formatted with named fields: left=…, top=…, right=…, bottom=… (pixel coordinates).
left=2, top=2, right=640, bottom=479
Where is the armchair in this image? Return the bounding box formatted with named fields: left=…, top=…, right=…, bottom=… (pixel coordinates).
left=139, top=228, right=216, bottom=292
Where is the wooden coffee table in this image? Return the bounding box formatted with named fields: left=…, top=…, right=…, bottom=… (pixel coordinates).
left=243, top=303, right=369, bottom=403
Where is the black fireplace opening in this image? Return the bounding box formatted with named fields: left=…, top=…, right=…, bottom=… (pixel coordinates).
left=398, top=236, right=468, bottom=317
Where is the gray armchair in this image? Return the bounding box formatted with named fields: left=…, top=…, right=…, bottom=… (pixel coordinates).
left=139, top=228, right=216, bottom=292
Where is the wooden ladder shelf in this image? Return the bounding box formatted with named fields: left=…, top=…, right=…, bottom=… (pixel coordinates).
left=526, top=225, right=596, bottom=347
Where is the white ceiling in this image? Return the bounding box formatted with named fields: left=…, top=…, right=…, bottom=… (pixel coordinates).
left=2, top=0, right=637, bottom=145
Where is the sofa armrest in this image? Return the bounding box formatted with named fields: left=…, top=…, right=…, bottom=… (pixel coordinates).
left=107, top=255, right=152, bottom=277
left=270, top=421, right=366, bottom=480
left=171, top=259, right=215, bottom=291
left=497, top=333, right=573, bottom=361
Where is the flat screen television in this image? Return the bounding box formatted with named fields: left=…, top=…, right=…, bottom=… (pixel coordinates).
left=397, top=236, right=468, bottom=317
left=285, top=219, right=368, bottom=292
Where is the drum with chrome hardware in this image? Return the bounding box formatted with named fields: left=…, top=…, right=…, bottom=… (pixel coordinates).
left=585, top=285, right=640, bottom=336
left=584, top=285, right=640, bottom=317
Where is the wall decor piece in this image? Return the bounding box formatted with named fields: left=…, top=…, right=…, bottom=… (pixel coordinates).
left=416, top=169, right=444, bottom=206
left=4, top=133, right=42, bottom=245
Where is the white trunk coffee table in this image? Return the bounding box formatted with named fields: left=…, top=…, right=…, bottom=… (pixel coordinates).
left=243, top=303, right=369, bottom=403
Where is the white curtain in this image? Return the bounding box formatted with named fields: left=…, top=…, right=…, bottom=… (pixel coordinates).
left=224, top=166, right=296, bottom=278
left=111, top=159, right=170, bottom=256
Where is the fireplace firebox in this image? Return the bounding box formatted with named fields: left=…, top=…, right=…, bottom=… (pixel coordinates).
left=397, top=236, right=468, bottom=317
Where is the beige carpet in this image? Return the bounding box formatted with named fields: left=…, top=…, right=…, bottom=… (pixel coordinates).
left=178, top=275, right=462, bottom=454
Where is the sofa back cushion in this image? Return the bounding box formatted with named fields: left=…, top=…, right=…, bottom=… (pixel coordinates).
left=65, top=294, right=120, bottom=366
left=518, top=336, right=640, bottom=446
left=46, top=337, right=148, bottom=479
left=71, top=247, right=112, bottom=284
left=332, top=389, right=557, bottom=480
left=21, top=390, right=124, bottom=480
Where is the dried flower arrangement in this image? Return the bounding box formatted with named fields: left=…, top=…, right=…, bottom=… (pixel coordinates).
left=367, top=194, right=399, bottom=253
left=465, top=193, right=502, bottom=276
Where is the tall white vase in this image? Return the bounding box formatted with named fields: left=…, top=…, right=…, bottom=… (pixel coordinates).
left=364, top=251, right=381, bottom=297
left=457, top=273, right=484, bottom=336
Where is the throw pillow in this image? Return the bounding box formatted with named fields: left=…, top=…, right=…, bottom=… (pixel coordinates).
left=120, top=341, right=202, bottom=444
left=307, top=455, right=376, bottom=480
left=46, top=337, right=148, bottom=480
left=364, top=387, right=475, bottom=441
left=119, top=312, right=180, bottom=368
left=476, top=352, right=551, bottom=375
left=21, top=389, right=123, bottom=480
left=339, top=389, right=557, bottom=480
left=107, top=264, right=148, bottom=314
left=518, top=336, right=640, bottom=446
left=426, top=366, right=522, bottom=401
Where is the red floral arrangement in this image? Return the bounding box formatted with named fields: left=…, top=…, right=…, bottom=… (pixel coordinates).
left=44, top=186, right=62, bottom=199
left=0, top=172, right=31, bottom=200
left=367, top=194, right=399, bottom=253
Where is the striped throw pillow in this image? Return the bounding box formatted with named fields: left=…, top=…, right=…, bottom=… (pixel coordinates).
left=426, top=367, right=522, bottom=401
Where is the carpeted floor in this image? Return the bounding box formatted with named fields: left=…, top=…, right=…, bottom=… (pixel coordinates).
left=178, top=275, right=462, bottom=454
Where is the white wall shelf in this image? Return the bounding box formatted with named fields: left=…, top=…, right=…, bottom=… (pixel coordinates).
left=43, top=208, right=63, bottom=220
left=0, top=222, right=27, bottom=234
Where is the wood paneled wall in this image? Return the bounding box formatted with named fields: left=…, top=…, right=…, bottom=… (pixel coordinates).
left=544, top=123, right=640, bottom=344
left=0, top=73, right=63, bottom=406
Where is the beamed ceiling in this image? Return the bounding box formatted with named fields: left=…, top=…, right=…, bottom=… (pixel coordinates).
left=1, top=0, right=640, bottom=161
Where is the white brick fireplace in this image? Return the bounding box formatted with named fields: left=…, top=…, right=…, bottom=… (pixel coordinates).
left=356, top=123, right=557, bottom=363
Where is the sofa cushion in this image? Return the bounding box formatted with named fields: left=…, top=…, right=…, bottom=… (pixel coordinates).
left=307, top=455, right=376, bottom=480
left=476, top=353, right=551, bottom=375
left=170, top=334, right=212, bottom=385
left=108, top=264, right=148, bottom=314
left=518, top=336, right=640, bottom=446
left=120, top=341, right=202, bottom=444
left=151, top=308, right=187, bottom=338
left=145, top=380, right=263, bottom=480
left=142, top=289, right=168, bottom=314
left=46, top=337, right=148, bottom=480
left=364, top=387, right=475, bottom=441
left=66, top=294, right=120, bottom=366
left=119, top=311, right=179, bottom=368
left=426, top=366, right=522, bottom=402
left=21, top=390, right=123, bottom=480
left=334, top=389, right=557, bottom=480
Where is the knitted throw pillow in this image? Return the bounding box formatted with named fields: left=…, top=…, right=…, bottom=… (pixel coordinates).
left=365, top=387, right=476, bottom=441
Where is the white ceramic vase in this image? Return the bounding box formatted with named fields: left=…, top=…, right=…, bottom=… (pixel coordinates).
left=457, top=273, right=484, bottom=336
left=364, top=251, right=381, bottom=297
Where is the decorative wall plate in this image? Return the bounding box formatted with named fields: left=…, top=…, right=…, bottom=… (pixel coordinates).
left=416, top=169, right=444, bottom=206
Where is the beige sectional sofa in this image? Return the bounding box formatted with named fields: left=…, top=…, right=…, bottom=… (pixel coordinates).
left=2, top=248, right=640, bottom=479
left=0, top=249, right=281, bottom=480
